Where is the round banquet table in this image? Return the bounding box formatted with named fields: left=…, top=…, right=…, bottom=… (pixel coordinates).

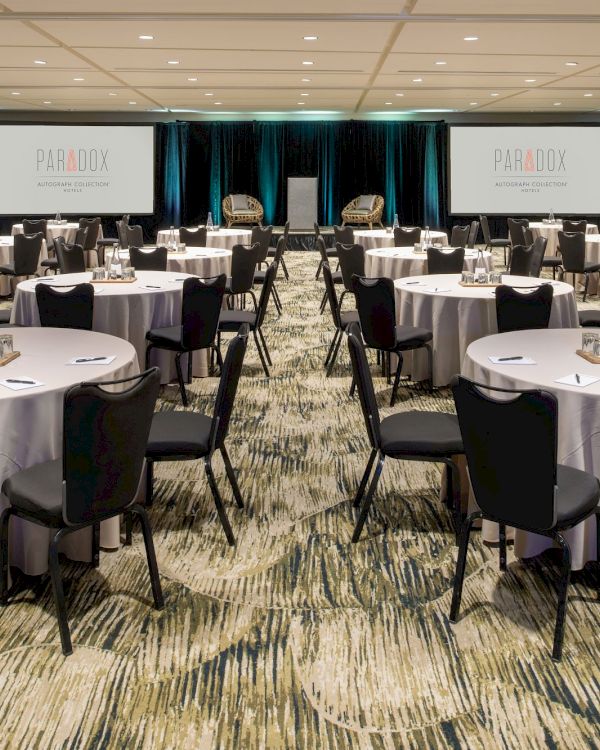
left=366, top=247, right=493, bottom=280
left=0, top=235, right=48, bottom=296
left=12, top=221, right=104, bottom=267
left=528, top=221, right=598, bottom=256
left=0, top=327, right=138, bottom=574
left=10, top=271, right=214, bottom=383
left=156, top=227, right=252, bottom=250
left=353, top=228, right=448, bottom=251
left=393, top=274, right=578, bottom=387
left=121, top=246, right=232, bottom=277
left=462, top=327, right=600, bottom=569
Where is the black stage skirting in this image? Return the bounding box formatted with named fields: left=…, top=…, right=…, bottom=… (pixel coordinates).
left=272, top=226, right=335, bottom=250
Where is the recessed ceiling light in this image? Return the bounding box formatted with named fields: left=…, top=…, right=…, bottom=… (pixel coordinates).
left=187, top=77, right=197, bottom=81
left=108, top=92, right=117, bottom=96
left=490, top=92, right=499, bottom=97
left=464, top=36, right=479, bottom=41
left=554, top=102, right=562, bottom=106
left=303, top=35, right=318, bottom=41
left=302, top=61, right=314, bottom=65
left=33, top=60, right=46, bottom=65
left=205, top=92, right=213, bottom=96
left=301, top=78, right=311, bottom=82
left=11, top=92, right=20, bottom=95
left=385, top=102, right=393, bottom=105
left=413, top=78, right=423, bottom=82
left=565, top=61, right=578, bottom=66
left=396, top=92, right=404, bottom=97
left=73, top=77, right=84, bottom=81
left=138, top=35, right=154, bottom=40
left=525, top=79, right=536, bottom=83
left=129, top=101, right=137, bottom=105
left=167, top=60, right=179, bottom=65
left=470, top=102, right=478, bottom=105
left=214, top=101, right=222, bottom=105
left=584, top=93, right=593, bottom=97
left=297, top=101, right=305, bottom=105
left=300, top=93, right=309, bottom=96
left=435, top=61, right=447, bottom=65
left=43, top=100, right=51, bottom=104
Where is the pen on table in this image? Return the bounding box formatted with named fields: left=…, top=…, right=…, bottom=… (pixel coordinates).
left=498, top=356, right=523, bottom=362
left=74, top=357, right=106, bottom=363
left=404, top=280, right=419, bottom=284
left=575, top=373, right=581, bottom=384
left=144, top=285, right=161, bottom=289
left=6, top=379, right=35, bottom=384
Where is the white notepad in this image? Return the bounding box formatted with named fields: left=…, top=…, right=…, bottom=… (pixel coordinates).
left=488, top=356, right=536, bottom=365
left=555, top=373, right=600, bottom=387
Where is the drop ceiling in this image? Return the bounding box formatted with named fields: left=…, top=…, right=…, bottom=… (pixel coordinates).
left=0, top=0, right=600, bottom=114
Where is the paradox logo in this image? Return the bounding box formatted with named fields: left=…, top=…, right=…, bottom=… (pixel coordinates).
left=36, top=148, right=109, bottom=172
left=494, top=147, right=566, bottom=173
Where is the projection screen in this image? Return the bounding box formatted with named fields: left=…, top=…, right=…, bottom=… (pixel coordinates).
left=449, top=126, right=600, bottom=215
left=0, top=125, right=154, bottom=215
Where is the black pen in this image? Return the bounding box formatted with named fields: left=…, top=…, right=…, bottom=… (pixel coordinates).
left=144, top=285, right=161, bottom=289
left=74, top=357, right=106, bottom=363
left=575, top=373, right=581, bottom=384
left=498, top=356, right=523, bottom=361
left=6, top=379, right=35, bottom=384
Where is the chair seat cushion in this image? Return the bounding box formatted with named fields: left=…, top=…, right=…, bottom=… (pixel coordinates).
left=490, top=238, right=511, bottom=247
left=395, top=325, right=433, bottom=348
left=340, top=310, right=359, bottom=327
left=254, top=269, right=267, bottom=283
left=0, top=309, right=11, bottom=323
left=578, top=310, right=600, bottom=326
left=2, top=459, right=63, bottom=525
left=146, top=325, right=183, bottom=349
left=379, top=411, right=463, bottom=458
left=356, top=194, right=376, bottom=211
left=41, top=258, right=59, bottom=268
left=147, top=411, right=212, bottom=458
left=0, top=265, right=15, bottom=275
left=232, top=209, right=255, bottom=215
left=219, top=309, right=257, bottom=331
left=230, top=194, right=250, bottom=212
left=555, top=464, right=600, bottom=527
left=332, top=269, right=343, bottom=284
left=584, top=262, right=600, bottom=273
left=326, top=248, right=338, bottom=258
left=346, top=209, right=371, bottom=216
left=542, top=256, right=562, bottom=266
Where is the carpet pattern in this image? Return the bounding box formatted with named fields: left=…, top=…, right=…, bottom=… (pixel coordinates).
left=0, top=252, right=599, bottom=749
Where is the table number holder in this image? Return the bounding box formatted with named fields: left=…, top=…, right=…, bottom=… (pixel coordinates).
left=0, top=351, right=20, bottom=366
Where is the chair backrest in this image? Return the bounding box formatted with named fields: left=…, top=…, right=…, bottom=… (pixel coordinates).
left=315, top=236, right=329, bottom=265
left=129, top=246, right=167, bottom=271
left=62, top=368, right=160, bottom=525
left=116, top=220, right=129, bottom=249
left=74, top=226, right=88, bottom=249
left=467, top=220, right=479, bottom=248
left=523, top=227, right=534, bottom=245
left=78, top=217, right=101, bottom=250
left=426, top=246, right=465, bottom=274
left=251, top=225, right=273, bottom=264
left=314, top=222, right=321, bottom=238
left=333, top=225, right=354, bottom=245
left=495, top=283, right=554, bottom=333
left=35, top=282, right=94, bottom=330
left=479, top=215, right=491, bottom=244
left=563, top=219, right=586, bottom=234
left=181, top=274, right=226, bottom=350
left=352, top=275, right=397, bottom=351
left=451, top=375, right=558, bottom=531
left=229, top=242, right=259, bottom=294
left=557, top=231, right=585, bottom=273
left=255, top=261, right=278, bottom=328
left=282, top=220, right=290, bottom=249
left=23, top=218, right=47, bottom=239
left=394, top=226, right=421, bottom=246
left=270, top=236, right=286, bottom=265
left=56, top=242, right=86, bottom=274
left=13, top=232, right=43, bottom=276
left=179, top=226, right=208, bottom=246
left=507, top=218, right=529, bottom=246
left=450, top=225, right=470, bottom=247
left=508, top=244, right=533, bottom=276
left=529, top=236, right=547, bottom=278
left=322, top=262, right=342, bottom=330
left=346, top=322, right=381, bottom=449
left=337, top=243, right=365, bottom=291
left=209, top=324, right=250, bottom=449
left=125, top=225, right=144, bottom=249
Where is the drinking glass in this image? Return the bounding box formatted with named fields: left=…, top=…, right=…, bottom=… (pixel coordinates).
left=92, top=267, right=105, bottom=280
left=0, top=334, right=13, bottom=358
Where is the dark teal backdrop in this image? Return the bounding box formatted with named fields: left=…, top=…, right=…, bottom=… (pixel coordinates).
left=158, top=120, right=448, bottom=232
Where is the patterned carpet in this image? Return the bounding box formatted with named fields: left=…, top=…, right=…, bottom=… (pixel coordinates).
left=0, top=252, right=599, bottom=749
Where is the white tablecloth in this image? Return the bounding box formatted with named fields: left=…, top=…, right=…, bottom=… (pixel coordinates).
left=528, top=221, right=598, bottom=256
left=10, top=271, right=213, bottom=383
left=462, top=327, right=600, bottom=569
left=0, top=235, right=48, bottom=296
left=124, top=247, right=232, bottom=278
left=366, top=247, right=492, bottom=280
left=353, top=228, right=449, bottom=251
left=393, top=274, right=578, bottom=387
left=156, top=228, right=251, bottom=250
left=0, top=327, right=138, bottom=574
left=12, top=222, right=104, bottom=267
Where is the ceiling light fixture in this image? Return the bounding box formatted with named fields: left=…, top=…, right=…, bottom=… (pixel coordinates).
left=167, top=60, right=179, bottom=65
left=385, top=102, right=393, bottom=105
left=303, top=36, right=318, bottom=41
left=33, top=60, right=46, bottom=65
left=187, top=77, right=197, bottom=81
left=412, top=78, right=423, bottom=82
left=139, top=35, right=154, bottom=40
left=525, top=79, right=536, bottom=83
left=73, top=77, right=84, bottom=81
left=11, top=92, right=20, bottom=95
left=301, top=78, right=311, bottom=82
left=584, top=93, right=593, bottom=97
left=553, top=102, right=562, bottom=106
left=396, top=92, right=404, bottom=96
left=470, top=102, right=478, bottom=105
left=302, top=61, right=314, bottom=65
left=108, top=92, right=117, bottom=96
left=214, top=101, right=222, bottom=105
left=300, top=93, right=309, bottom=96
left=43, top=100, right=51, bottom=104
left=129, top=101, right=137, bottom=105
left=205, top=92, right=213, bottom=96
left=464, top=36, right=479, bottom=41
left=435, top=61, right=447, bottom=65
left=565, top=61, right=578, bottom=66
left=490, top=92, right=499, bottom=97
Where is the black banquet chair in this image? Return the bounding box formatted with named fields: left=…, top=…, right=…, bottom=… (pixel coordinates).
left=225, top=242, right=259, bottom=310
left=336, top=243, right=365, bottom=310
left=251, top=225, right=273, bottom=270
left=179, top=226, right=208, bottom=247
left=317, top=236, right=342, bottom=312
left=508, top=236, right=547, bottom=278
left=333, top=225, right=354, bottom=245
left=558, top=230, right=600, bottom=302
left=145, top=274, right=226, bottom=406
left=322, top=262, right=359, bottom=375
left=35, top=282, right=94, bottom=330
left=0, top=367, right=163, bottom=655
left=315, top=224, right=338, bottom=280
left=144, top=325, right=249, bottom=547
left=467, top=220, right=479, bottom=249
left=0, top=233, right=43, bottom=292
left=267, top=221, right=290, bottom=280
left=562, top=219, right=587, bottom=234
left=394, top=226, right=421, bottom=247
left=352, top=275, right=433, bottom=404
left=480, top=215, right=511, bottom=267
left=450, top=225, right=470, bottom=247
left=129, top=246, right=168, bottom=271
left=254, top=236, right=285, bottom=315
left=125, top=224, right=144, bottom=249
left=450, top=375, right=600, bottom=661
left=495, top=283, right=553, bottom=334
left=346, top=322, right=464, bottom=542
left=426, top=246, right=465, bottom=274
left=507, top=218, right=529, bottom=247
left=55, top=239, right=86, bottom=274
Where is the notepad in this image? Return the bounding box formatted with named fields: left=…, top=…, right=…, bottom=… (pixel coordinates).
left=0, top=377, right=44, bottom=391
left=554, top=373, right=600, bottom=387
left=488, top=356, right=537, bottom=365
left=67, top=355, right=116, bottom=365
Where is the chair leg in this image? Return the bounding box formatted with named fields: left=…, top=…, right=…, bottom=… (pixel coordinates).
left=213, top=343, right=224, bottom=373
left=187, top=350, right=193, bottom=384
left=92, top=523, right=100, bottom=568
left=349, top=375, right=356, bottom=398
left=272, top=284, right=282, bottom=315
left=325, top=328, right=340, bottom=368
left=386, top=352, right=392, bottom=385
left=352, top=455, right=385, bottom=543
left=551, top=532, right=572, bottom=662
left=249, top=290, right=258, bottom=312
left=130, top=504, right=164, bottom=610
left=204, top=458, right=236, bottom=546
left=315, top=258, right=324, bottom=280
left=146, top=460, right=154, bottom=507
left=390, top=352, right=404, bottom=406
left=319, top=289, right=328, bottom=314
left=174, top=352, right=188, bottom=406
left=326, top=329, right=343, bottom=376
left=444, top=459, right=463, bottom=543
left=220, top=445, right=244, bottom=508
left=449, top=511, right=481, bottom=623
left=281, top=256, right=289, bottom=281
left=48, top=528, right=73, bottom=656
left=499, top=523, right=507, bottom=572
left=258, top=327, right=272, bottom=366
left=353, top=449, right=378, bottom=508
left=583, top=274, right=589, bottom=303
left=145, top=344, right=153, bottom=370
left=425, top=344, right=434, bottom=393
left=124, top=512, right=133, bottom=546
left=0, top=508, right=12, bottom=604
left=252, top=330, right=270, bottom=377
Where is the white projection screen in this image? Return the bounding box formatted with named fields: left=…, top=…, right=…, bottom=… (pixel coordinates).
left=450, top=126, right=600, bottom=215
left=0, top=125, right=154, bottom=215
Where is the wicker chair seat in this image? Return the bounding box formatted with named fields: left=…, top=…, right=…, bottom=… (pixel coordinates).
left=222, top=195, right=264, bottom=228
left=341, top=195, right=385, bottom=229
